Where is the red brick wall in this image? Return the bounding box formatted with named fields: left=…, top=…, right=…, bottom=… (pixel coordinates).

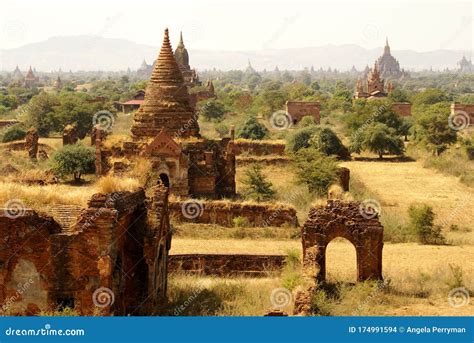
left=391, top=103, right=412, bottom=117
left=286, top=101, right=320, bottom=124
left=451, top=103, right=474, bottom=126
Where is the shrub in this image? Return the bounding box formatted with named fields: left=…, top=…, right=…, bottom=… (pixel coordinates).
left=414, top=105, right=457, bottom=156
left=215, top=122, right=229, bottom=138
left=309, top=127, right=350, bottom=159
left=232, top=216, right=249, bottom=228
left=200, top=100, right=226, bottom=121
left=1, top=124, right=26, bottom=142
left=351, top=123, right=404, bottom=158
left=241, top=164, right=276, bottom=201
left=407, top=204, right=445, bottom=245
left=292, top=148, right=338, bottom=196
left=53, top=144, right=95, bottom=181
left=237, top=116, right=268, bottom=140
left=286, top=126, right=319, bottom=153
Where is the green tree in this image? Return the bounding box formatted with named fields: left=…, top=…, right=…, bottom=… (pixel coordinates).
left=351, top=123, right=404, bottom=159
left=408, top=204, right=445, bottom=245
left=414, top=105, right=457, bottom=155
left=53, top=144, right=95, bottom=181
left=309, top=127, right=350, bottom=159
left=241, top=164, right=276, bottom=202
left=200, top=100, right=226, bottom=121
left=237, top=116, right=268, bottom=140
left=292, top=148, right=338, bottom=195
left=1, top=124, right=26, bottom=142
left=388, top=88, right=410, bottom=102
left=286, top=125, right=319, bottom=152
left=25, top=92, right=60, bottom=136
left=412, top=88, right=450, bottom=106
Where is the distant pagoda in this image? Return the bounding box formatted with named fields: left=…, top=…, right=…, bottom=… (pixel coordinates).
left=376, top=38, right=408, bottom=79
left=174, top=32, right=200, bottom=86
left=131, top=28, right=200, bottom=139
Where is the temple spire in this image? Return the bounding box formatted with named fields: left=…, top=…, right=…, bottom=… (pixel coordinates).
left=384, top=37, right=390, bottom=55
left=178, top=31, right=184, bottom=47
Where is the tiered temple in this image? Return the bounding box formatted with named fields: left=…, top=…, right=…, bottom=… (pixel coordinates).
left=131, top=29, right=200, bottom=139
left=376, top=38, right=408, bottom=79
left=100, top=28, right=236, bottom=199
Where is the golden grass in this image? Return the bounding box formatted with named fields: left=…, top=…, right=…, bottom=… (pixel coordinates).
left=95, top=175, right=141, bottom=193
left=0, top=181, right=96, bottom=212
left=170, top=238, right=474, bottom=315
left=340, top=159, right=474, bottom=243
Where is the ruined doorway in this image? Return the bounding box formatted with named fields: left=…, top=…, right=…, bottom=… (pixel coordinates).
left=325, top=237, right=357, bottom=283
left=302, top=201, right=384, bottom=283
left=159, top=173, right=170, bottom=188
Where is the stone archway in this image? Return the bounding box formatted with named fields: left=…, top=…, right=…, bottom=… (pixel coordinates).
left=159, top=173, right=170, bottom=188
left=301, top=200, right=383, bottom=282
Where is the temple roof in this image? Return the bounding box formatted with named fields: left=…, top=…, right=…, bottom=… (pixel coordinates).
left=174, top=31, right=190, bottom=70
left=131, top=28, right=199, bottom=140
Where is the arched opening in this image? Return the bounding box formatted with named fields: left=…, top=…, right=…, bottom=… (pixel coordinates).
left=293, top=118, right=298, bottom=125
left=325, top=237, right=357, bottom=283
left=159, top=173, right=170, bottom=188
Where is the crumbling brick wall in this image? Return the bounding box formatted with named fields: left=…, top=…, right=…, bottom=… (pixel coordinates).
left=232, top=140, right=286, bottom=156
left=451, top=103, right=474, bottom=126
left=0, top=186, right=172, bottom=316
left=286, top=101, right=321, bottom=125
left=301, top=200, right=383, bottom=282
left=391, top=102, right=412, bottom=117
left=169, top=254, right=286, bottom=276
left=170, top=200, right=298, bottom=227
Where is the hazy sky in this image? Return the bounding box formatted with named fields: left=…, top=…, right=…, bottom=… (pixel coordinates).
left=0, top=0, right=472, bottom=52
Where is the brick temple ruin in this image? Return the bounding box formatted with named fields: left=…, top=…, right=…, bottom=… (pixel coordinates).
left=0, top=185, right=171, bottom=315
left=97, top=28, right=236, bottom=199
left=301, top=200, right=384, bottom=283
left=286, top=101, right=321, bottom=125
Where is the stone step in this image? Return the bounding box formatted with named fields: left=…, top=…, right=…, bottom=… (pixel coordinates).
left=49, top=205, right=84, bottom=233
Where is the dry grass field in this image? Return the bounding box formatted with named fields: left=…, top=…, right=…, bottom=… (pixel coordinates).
left=340, top=159, right=474, bottom=244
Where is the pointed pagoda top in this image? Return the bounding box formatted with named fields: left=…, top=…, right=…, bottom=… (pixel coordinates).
left=174, top=30, right=190, bottom=69
left=384, top=37, right=391, bottom=55
left=25, top=66, right=36, bottom=79
left=131, top=28, right=199, bottom=139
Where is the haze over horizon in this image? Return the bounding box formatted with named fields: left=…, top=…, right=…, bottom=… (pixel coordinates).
left=1, top=0, right=472, bottom=52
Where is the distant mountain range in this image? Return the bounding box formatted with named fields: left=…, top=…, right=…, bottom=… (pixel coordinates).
left=0, top=36, right=469, bottom=72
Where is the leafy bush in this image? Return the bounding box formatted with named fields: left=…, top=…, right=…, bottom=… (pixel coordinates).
left=286, top=125, right=319, bottom=153
left=215, top=122, right=229, bottom=138
left=53, top=144, right=95, bottom=181
left=241, top=164, right=276, bottom=202
left=351, top=123, right=404, bottom=158
left=200, top=100, right=226, bottom=121
left=309, top=127, right=350, bottom=159
left=232, top=216, right=249, bottom=228
left=414, top=105, right=457, bottom=156
left=407, top=204, right=445, bottom=245
left=292, top=148, right=338, bottom=196
left=237, top=116, right=268, bottom=140
left=1, top=124, right=26, bottom=142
